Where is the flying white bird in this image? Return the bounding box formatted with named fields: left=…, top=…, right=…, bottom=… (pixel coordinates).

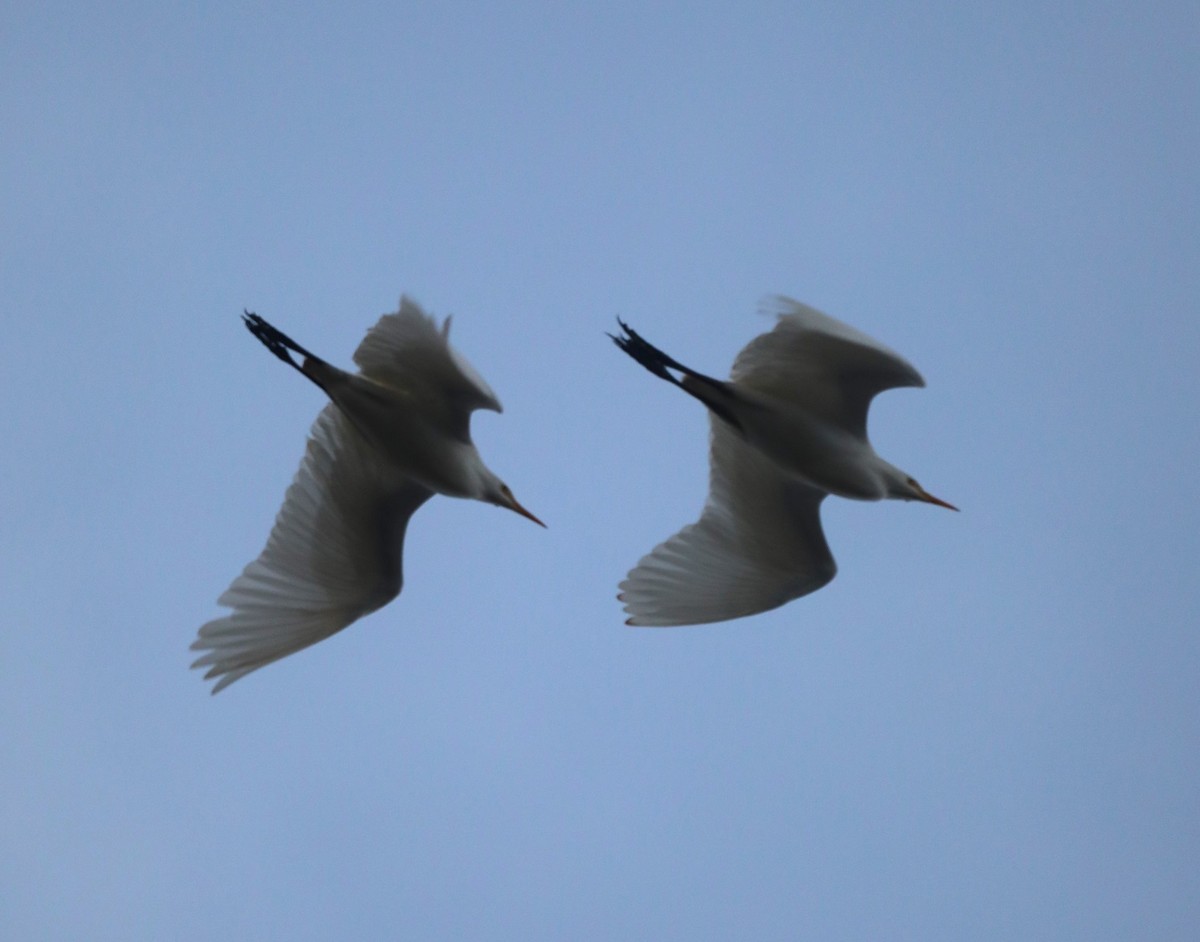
left=612, top=296, right=955, bottom=627
left=192, top=297, right=544, bottom=692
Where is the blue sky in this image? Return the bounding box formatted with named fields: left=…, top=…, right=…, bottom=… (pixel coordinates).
left=3, top=2, right=1197, bottom=939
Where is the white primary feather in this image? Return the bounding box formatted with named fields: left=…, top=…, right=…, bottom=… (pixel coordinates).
left=192, top=406, right=433, bottom=692
left=619, top=419, right=835, bottom=626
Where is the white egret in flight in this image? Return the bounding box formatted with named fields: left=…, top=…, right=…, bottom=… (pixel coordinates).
left=192, top=297, right=543, bottom=692
left=612, top=297, right=955, bottom=627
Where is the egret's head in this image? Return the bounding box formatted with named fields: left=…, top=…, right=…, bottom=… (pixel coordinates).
left=893, top=474, right=958, bottom=511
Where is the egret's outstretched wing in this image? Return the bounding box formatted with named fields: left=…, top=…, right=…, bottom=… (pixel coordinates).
left=353, top=296, right=502, bottom=437
left=619, top=419, right=836, bottom=626
left=733, top=297, right=925, bottom=437
left=191, top=405, right=433, bottom=693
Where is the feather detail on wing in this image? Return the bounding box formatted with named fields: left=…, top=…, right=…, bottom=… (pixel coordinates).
left=191, top=405, right=433, bottom=692
left=733, top=297, right=925, bottom=437
left=353, top=296, right=502, bottom=415
left=619, top=418, right=836, bottom=626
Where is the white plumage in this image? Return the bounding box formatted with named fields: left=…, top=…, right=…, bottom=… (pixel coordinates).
left=192, top=297, right=542, bottom=693
left=613, top=297, right=955, bottom=627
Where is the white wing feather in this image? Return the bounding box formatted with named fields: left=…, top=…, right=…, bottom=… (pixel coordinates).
left=353, top=296, right=502, bottom=416
left=619, top=418, right=836, bottom=626
left=191, top=405, right=433, bottom=692
left=734, top=297, right=925, bottom=437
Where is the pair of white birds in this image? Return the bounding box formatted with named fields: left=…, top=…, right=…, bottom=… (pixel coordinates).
left=192, top=296, right=956, bottom=693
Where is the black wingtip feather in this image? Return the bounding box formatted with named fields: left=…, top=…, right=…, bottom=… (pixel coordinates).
left=242, top=311, right=324, bottom=376
left=609, top=319, right=689, bottom=385
left=609, top=318, right=747, bottom=433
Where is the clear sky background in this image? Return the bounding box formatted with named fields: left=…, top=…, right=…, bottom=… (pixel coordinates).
left=3, top=2, right=1197, bottom=939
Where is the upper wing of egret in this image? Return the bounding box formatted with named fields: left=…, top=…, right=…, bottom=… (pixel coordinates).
left=191, top=405, right=434, bottom=693
left=733, top=296, right=925, bottom=438
left=353, top=296, right=502, bottom=433
left=619, top=418, right=837, bottom=626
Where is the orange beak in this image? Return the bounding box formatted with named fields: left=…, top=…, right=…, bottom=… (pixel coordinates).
left=505, top=493, right=547, bottom=528
left=914, top=484, right=958, bottom=512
